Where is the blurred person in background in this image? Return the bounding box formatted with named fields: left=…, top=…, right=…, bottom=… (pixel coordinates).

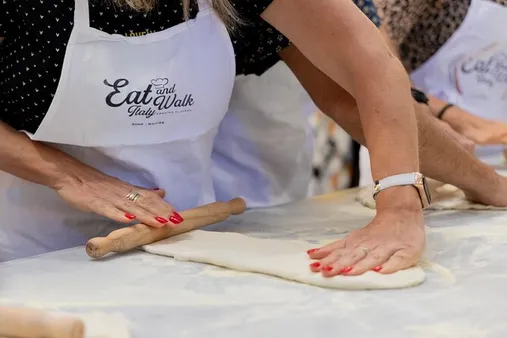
left=360, top=0, right=507, bottom=185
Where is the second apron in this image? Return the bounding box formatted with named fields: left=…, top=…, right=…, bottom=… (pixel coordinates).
left=411, top=0, right=507, bottom=159
left=212, top=62, right=314, bottom=208
left=360, top=0, right=507, bottom=185
left=0, top=0, right=235, bottom=261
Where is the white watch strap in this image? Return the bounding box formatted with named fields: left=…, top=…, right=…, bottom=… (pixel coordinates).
left=376, top=173, right=417, bottom=191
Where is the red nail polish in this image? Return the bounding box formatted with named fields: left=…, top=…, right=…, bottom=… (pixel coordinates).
left=307, top=248, right=319, bottom=255
left=310, top=262, right=321, bottom=268
left=372, top=266, right=383, bottom=272
left=155, top=216, right=168, bottom=224
left=171, top=212, right=184, bottom=222
left=125, top=213, right=136, bottom=220
left=169, top=215, right=183, bottom=225
left=153, top=188, right=160, bottom=191
left=323, top=266, right=333, bottom=272
left=340, top=266, right=353, bottom=274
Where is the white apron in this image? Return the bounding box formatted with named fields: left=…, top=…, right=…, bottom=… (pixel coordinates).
left=411, top=0, right=507, bottom=158
left=360, top=0, right=507, bottom=185
left=0, top=0, right=235, bottom=262
left=212, top=62, right=314, bottom=207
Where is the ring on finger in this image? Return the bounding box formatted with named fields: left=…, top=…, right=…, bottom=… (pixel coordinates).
left=358, top=246, right=370, bottom=256
left=125, top=191, right=142, bottom=203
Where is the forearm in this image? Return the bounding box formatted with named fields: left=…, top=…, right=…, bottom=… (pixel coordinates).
left=265, top=0, right=419, bottom=201
left=426, top=94, right=483, bottom=132
left=0, top=121, right=75, bottom=189
left=341, top=96, right=497, bottom=197
left=291, top=63, right=498, bottom=197
left=355, top=58, right=419, bottom=180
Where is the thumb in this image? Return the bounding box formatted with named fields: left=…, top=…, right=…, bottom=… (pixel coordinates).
left=152, top=188, right=166, bottom=198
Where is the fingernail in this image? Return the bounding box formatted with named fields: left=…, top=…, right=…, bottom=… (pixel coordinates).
left=169, top=215, right=183, bottom=225
left=125, top=213, right=136, bottom=220
left=372, top=266, right=383, bottom=272
left=307, top=248, right=319, bottom=255
left=155, top=216, right=168, bottom=224
left=340, top=266, right=353, bottom=274
left=153, top=188, right=160, bottom=191
left=310, top=262, right=321, bottom=268
left=323, top=266, right=333, bottom=272
left=171, top=212, right=184, bottom=222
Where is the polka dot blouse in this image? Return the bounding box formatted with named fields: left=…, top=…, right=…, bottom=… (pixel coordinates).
left=0, top=0, right=290, bottom=133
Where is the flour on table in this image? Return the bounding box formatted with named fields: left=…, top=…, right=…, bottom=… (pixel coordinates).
left=142, top=230, right=425, bottom=290
left=355, top=180, right=507, bottom=211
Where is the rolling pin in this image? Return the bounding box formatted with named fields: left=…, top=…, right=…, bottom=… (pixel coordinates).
left=0, top=306, right=85, bottom=338
left=86, top=197, right=246, bottom=259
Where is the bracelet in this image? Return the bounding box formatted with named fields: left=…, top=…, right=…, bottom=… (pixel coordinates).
left=436, top=103, right=454, bottom=120
left=411, top=88, right=429, bottom=105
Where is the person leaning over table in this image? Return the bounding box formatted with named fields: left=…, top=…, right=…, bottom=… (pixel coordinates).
left=380, top=0, right=507, bottom=152
left=1, top=0, right=506, bottom=278
left=358, top=0, right=507, bottom=187
left=219, top=0, right=507, bottom=276
left=212, top=0, right=384, bottom=207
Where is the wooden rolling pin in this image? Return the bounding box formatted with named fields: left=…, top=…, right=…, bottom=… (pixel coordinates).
left=86, top=198, right=246, bottom=259
left=0, top=306, right=85, bottom=338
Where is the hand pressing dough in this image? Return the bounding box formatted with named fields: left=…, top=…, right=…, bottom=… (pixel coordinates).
left=142, top=230, right=425, bottom=290
left=356, top=180, right=507, bottom=211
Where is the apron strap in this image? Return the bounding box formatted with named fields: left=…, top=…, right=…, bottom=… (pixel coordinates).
left=74, top=0, right=91, bottom=28
left=73, top=0, right=211, bottom=28
left=197, top=0, right=212, bottom=12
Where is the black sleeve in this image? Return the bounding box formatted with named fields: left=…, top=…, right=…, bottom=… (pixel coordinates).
left=233, top=0, right=291, bottom=76
left=0, top=1, right=11, bottom=37
left=233, top=0, right=381, bottom=76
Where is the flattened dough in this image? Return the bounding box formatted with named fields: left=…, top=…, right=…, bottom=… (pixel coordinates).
left=142, top=230, right=425, bottom=290
left=356, top=180, right=507, bottom=211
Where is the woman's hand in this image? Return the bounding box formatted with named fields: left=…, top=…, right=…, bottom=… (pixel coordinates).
left=307, top=209, right=425, bottom=276
left=0, top=122, right=182, bottom=228
left=443, top=105, right=507, bottom=145
left=459, top=121, right=507, bottom=146
left=55, top=165, right=183, bottom=228
left=437, top=119, right=475, bottom=154
left=429, top=96, right=507, bottom=145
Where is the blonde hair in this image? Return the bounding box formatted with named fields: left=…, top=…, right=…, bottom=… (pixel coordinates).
left=116, top=0, right=241, bottom=29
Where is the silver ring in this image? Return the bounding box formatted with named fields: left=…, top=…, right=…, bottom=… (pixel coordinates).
left=125, top=191, right=141, bottom=203
left=358, top=246, right=370, bottom=256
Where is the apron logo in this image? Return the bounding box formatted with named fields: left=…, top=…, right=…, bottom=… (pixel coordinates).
left=461, top=53, right=507, bottom=87
left=103, top=78, right=195, bottom=122
left=456, top=43, right=507, bottom=96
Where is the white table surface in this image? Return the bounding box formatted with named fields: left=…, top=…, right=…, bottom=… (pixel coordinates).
left=2, top=181, right=507, bottom=337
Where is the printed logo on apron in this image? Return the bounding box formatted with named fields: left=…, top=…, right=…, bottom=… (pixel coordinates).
left=0, top=0, right=236, bottom=262
left=103, top=77, right=195, bottom=124
left=452, top=42, right=507, bottom=101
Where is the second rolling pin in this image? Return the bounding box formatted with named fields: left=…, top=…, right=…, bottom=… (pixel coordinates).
left=0, top=306, right=84, bottom=338
left=86, top=198, right=246, bottom=259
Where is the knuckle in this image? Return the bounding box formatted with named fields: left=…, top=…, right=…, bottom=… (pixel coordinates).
left=137, top=196, right=151, bottom=207
left=122, top=200, right=135, bottom=209
left=349, top=253, right=360, bottom=260
left=90, top=199, right=109, bottom=210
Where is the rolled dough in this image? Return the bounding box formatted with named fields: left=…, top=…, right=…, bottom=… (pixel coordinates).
left=142, top=230, right=425, bottom=290
left=356, top=181, right=507, bottom=211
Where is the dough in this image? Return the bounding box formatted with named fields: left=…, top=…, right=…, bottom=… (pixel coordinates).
left=142, top=230, right=425, bottom=290
left=356, top=180, right=507, bottom=211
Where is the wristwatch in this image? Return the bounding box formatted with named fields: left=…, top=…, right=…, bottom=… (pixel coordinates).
left=411, top=87, right=429, bottom=105
left=373, top=172, right=432, bottom=209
